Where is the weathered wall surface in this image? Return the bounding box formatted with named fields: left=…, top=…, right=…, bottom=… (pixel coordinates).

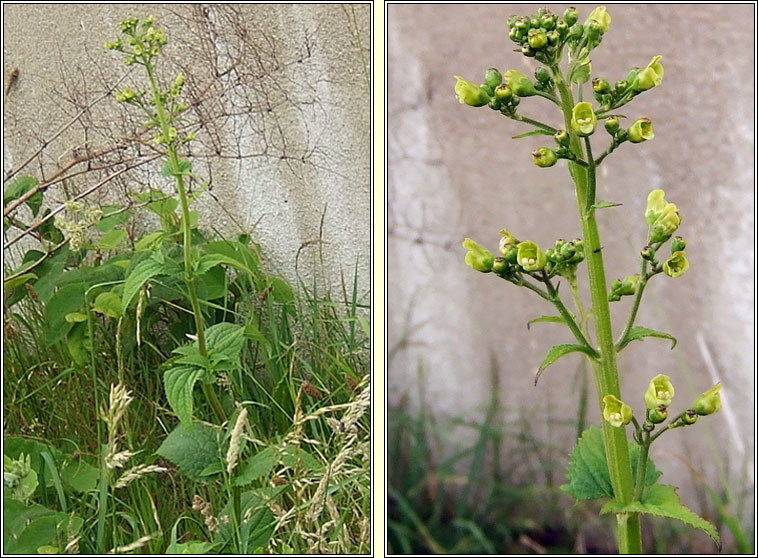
left=3, top=4, right=370, bottom=302
left=388, top=3, right=754, bottom=529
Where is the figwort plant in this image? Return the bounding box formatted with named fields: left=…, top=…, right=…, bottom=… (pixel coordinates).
left=455, top=6, right=721, bottom=554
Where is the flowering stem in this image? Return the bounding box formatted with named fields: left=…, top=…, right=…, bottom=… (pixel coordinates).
left=144, top=60, right=226, bottom=424
left=551, top=63, right=641, bottom=554
left=541, top=272, right=598, bottom=355
left=583, top=137, right=597, bottom=213
left=633, top=430, right=650, bottom=502
left=534, top=90, right=560, bottom=105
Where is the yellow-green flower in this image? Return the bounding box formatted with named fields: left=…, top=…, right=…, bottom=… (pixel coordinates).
left=454, top=76, right=490, bottom=107
left=628, top=117, right=654, bottom=143
left=633, top=55, right=664, bottom=91
left=603, top=394, right=633, bottom=428
left=650, top=203, right=681, bottom=243
left=644, top=374, right=675, bottom=409
left=645, top=189, right=667, bottom=225
left=504, top=69, right=537, bottom=97
left=585, top=6, right=611, bottom=33
left=463, top=238, right=494, bottom=272
left=516, top=241, right=546, bottom=272
left=663, top=251, right=689, bottom=277
left=692, top=383, right=722, bottom=416
left=571, top=102, right=597, bottom=136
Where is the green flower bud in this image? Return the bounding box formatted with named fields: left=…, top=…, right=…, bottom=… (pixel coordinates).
left=563, top=7, right=579, bottom=26
left=492, top=257, right=508, bottom=277
left=671, top=236, right=686, bottom=252
left=509, top=27, right=522, bottom=43
left=615, top=128, right=628, bottom=142
left=620, top=273, right=640, bottom=295
left=532, top=147, right=558, bottom=168
left=663, top=251, right=689, bottom=278
left=535, top=67, right=551, bottom=84
left=545, top=248, right=557, bottom=262
left=540, top=12, right=557, bottom=30
left=603, top=394, right=633, bottom=428
left=529, top=18, right=540, bottom=29
left=692, top=383, right=722, bottom=416
left=454, top=76, right=490, bottom=107
left=504, top=69, right=537, bottom=97
left=521, top=44, right=536, bottom=57
left=571, top=102, right=597, bottom=136
left=484, top=68, right=502, bottom=89
left=528, top=28, right=548, bottom=50
left=592, top=77, right=611, bottom=94
left=515, top=17, right=530, bottom=31
left=608, top=277, right=623, bottom=302
left=463, top=238, right=494, bottom=272
left=584, top=20, right=603, bottom=42
left=641, top=245, right=654, bottom=260
left=494, top=84, right=512, bottom=101
left=644, top=374, right=675, bottom=409
left=480, top=83, right=495, bottom=97
left=615, top=79, right=628, bottom=95
left=556, top=19, right=569, bottom=37
left=628, top=117, right=654, bottom=143
left=681, top=409, right=698, bottom=425
left=487, top=97, right=502, bottom=110
left=567, top=23, right=583, bottom=41
left=554, top=129, right=570, bottom=147
left=516, top=241, right=546, bottom=272
left=626, top=67, right=641, bottom=86
left=585, top=6, right=611, bottom=33
left=647, top=405, right=668, bottom=424
left=559, top=241, right=576, bottom=260
left=633, top=55, right=664, bottom=91
left=510, top=94, right=521, bottom=108
left=604, top=116, right=620, bottom=134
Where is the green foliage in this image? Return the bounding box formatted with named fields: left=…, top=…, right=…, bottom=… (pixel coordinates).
left=157, top=423, right=226, bottom=479
left=601, top=484, right=720, bottom=547
left=617, top=325, right=677, bottom=351
left=561, top=426, right=661, bottom=501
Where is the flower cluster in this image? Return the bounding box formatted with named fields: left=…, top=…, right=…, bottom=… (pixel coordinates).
left=105, top=15, right=167, bottom=66
left=53, top=200, right=103, bottom=251
left=603, top=374, right=721, bottom=431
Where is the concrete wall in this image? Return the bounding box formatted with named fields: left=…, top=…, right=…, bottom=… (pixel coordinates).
left=388, top=3, right=754, bottom=529
left=3, top=4, right=370, bottom=302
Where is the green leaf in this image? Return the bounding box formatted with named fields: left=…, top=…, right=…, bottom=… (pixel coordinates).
left=135, top=230, right=165, bottom=250
left=197, top=265, right=227, bottom=300
left=97, top=228, right=127, bottom=250
left=96, top=204, right=133, bottom=232
left=233, top=447, right=278, bottom=486
left=203, top=322, right=246, bottom=369
left=214, top=492, right=275, bottom=552
left=591, top=200, right=622, bottom=209
left=280, top=444, right=323, bottom=473
left=122, top=256, right=167, bottom=312
left=44, top=283, right=86, bottom=346
left=195, top=254, right=231, bottom=276
left=512, top=128, right=554, bottom=139
left=526, top=315, right=566, bottom=330
left=4, top=175, right=43, bottom=216
left=93, top=291, right=123, bottom=319
left=4, top=272, right=37, bottom=290
left=269, top=277, right=294, bottom=304
left=65, top=312, right=87, bottom=323
left=561, top=426, right=661, bottom=501
left=156, top=423, right=226, bottom=480
left=59, top=456, right=99, bottom=494
left=164, top=366, right=203, bottom=429
left=601, top=484, right=720, bottom=547
left=66, top=321, right=90, bottom=365
left=161, top=158, right=192, bottom=177
left=618, top=326, right=677, bottom=351
left=204, top=240, right=259, bottom=275
left=3, top=497, right=83, bottom=555
left=535, top=343, right=597, bottom=385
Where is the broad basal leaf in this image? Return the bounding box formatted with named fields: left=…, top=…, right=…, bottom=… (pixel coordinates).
left=601, top=484, right=720, bottom=547
left=164, top=366, right=202, bottom=429
left=156, top=422, right=226, bottom=480
left=561, top=426, right=661, bottom=501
